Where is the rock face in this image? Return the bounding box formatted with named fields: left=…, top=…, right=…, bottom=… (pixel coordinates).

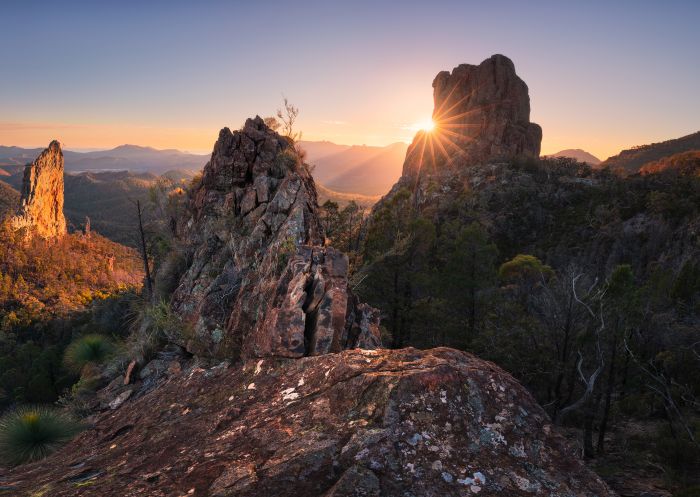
left=171, top=117, right=380, bottom=359
left=4, top=348, right=613, bottom=496
left=403, top=54, right=541, bottom=178
left=10, top=140, right=67, bottom=239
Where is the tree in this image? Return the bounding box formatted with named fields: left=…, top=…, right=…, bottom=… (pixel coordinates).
left=441, top=222, right=498, bottom=340
left=134, top=199, right=153, bottom=299
left=263, top=116, right=281, bottom=132
left=276, top=97, right=301, bottom=142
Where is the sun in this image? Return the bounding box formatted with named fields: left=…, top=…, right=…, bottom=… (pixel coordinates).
left=407, top=119, right=436, bottom=134
left=417, top=119, right=435, bottom=132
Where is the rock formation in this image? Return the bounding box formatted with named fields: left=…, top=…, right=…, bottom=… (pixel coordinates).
left=171, top=117, right=380, bottom=359
left=4, top=109, right=613, bottom=495
left=10, top=140, right=67, bottom=239
left=403, top=54, right=541, bottom=178
left=4, top=348, right=613, bottom=496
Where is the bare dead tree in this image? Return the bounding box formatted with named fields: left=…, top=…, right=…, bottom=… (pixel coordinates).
left=277, top=97, right=301, bottom=142
left=624, top=338, right=697, bottom=445
left=556, top=275, right=607, bottom=427
left=133, top=199, right=153, bottom=299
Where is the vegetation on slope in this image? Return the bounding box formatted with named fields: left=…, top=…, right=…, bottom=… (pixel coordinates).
left=599, top=130, right=700, bottom=173
left=0, top=405, right=83, bottom=466
left=357, top=156, right=700, bottom=488
left=0, top=223, right=143, bottom=406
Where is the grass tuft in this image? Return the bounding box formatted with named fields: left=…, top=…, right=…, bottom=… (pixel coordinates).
left=63, top=334, right=115, bottom=373
left=0, top=406, right=83, bottom=466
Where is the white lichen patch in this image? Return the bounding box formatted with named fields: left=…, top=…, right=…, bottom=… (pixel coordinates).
left=509, top=442, right=527, bottom=458
left=247, top=383, right=256, bottom=390
left=458, top=471, right=487, bottom=492
left=512, top=474, right=540, bottom=493
left=281, top=387, right=299, bottom=401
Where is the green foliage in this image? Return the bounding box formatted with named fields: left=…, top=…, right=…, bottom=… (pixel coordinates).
left=360, top=156, right=700, bottom=477
left=0, top=405, right=83, bottom=466
left=124, top=299, right=189, bottom=366
left=672, top=261, right=700, bottom=305
left=153, top=248, right=188, bottom=299
left=674, top=486, right=700, bottom=497
left=653, top=423, right=700, bottom=484
left=499, top=254, right=554, bottom=284
left=277, top=236, right=297, bottom=272
left=63, top=334, right=115, bottom=374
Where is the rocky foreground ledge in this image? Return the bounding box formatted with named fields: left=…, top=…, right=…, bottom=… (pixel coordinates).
left=4, top=348, right=612, bottom=496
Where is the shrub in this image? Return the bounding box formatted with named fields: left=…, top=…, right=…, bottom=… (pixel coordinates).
left=675, top=486, right=700, bottom=497
left=154, top=248, right=188, bottom=299
left=63, top=334, right=115, bottom=374
left=0, top=405, right=83, bottom=466
left=499, top=254, right=554, bottom=285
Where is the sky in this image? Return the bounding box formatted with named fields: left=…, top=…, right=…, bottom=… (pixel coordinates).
left=1, top=0, right=699, bottom=159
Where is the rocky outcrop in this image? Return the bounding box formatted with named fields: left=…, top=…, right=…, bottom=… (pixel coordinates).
left=171, top=117, right=380, bottom=359
left=403, top=54, right=541, bottom=178
left=10, top=140, right=67, bottom=239
left=3, top=348, right=613, bottom=496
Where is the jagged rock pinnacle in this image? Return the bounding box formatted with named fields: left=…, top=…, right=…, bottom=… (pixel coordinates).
left=403, top=54, right=542, bottom=177
left=171, top=116, right=381, bottom=359
left=11, top=140, right=67, bottom=239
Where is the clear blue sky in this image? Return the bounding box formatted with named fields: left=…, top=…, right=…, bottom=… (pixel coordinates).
left=1, top=0, right=698, bottom=158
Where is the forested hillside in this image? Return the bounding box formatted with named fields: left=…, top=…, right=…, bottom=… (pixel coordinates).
left=0, top=219, right=143, bottom=406
left=358, top=156, right=700, bottom=488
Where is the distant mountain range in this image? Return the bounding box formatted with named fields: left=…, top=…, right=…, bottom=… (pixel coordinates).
left=546, top=149, right=601, bottom=165
left=299, top=141, right=408, bottom=196
left=0, top=144, right=207, bottom=175
left=1, top=141, right=409, bottom=197
left=598, top=131, right=700, bottom=173
left=2, top=131, right=698, bottom=247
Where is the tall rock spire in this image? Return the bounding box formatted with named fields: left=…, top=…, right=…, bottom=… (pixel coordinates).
left=403, top=54, right=542, bottom=178
left=11, top=140, right=67, bottom=239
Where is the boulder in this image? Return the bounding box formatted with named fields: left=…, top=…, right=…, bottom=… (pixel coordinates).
left=3, top=348, right=613, bottom=496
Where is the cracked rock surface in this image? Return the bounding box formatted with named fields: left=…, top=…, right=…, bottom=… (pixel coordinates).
left=171, top=117, right=380, bottom=359
left=3, top=348, right=613, bottom=496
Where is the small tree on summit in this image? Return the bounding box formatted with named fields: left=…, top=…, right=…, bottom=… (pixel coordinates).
left=277, top=97, right=301, bottom=142
left=263, top=116, right=281, bottom=132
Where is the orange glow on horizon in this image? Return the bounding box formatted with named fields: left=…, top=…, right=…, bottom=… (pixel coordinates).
left=0, top=118, right=671, bottom=162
